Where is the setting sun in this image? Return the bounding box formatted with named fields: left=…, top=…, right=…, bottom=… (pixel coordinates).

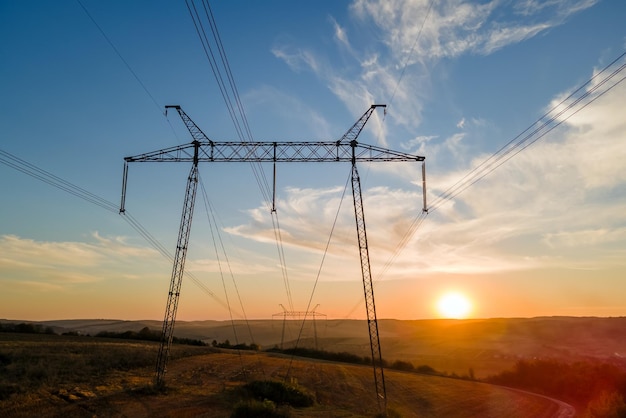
left=436, top=292, right=472, bottom=319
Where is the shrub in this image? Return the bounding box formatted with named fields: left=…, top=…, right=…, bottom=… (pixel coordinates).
left=582, top=390, right=626, bottom=418
left=243, top=380, right=314, bottom=408
left=231, top=399, right=290, bottom=418
left=392, top=360, right=414, bottom=371
left=94, top=327, right=206, bottom=346
left=0, top=322, right=55, bottom=335
left=416, top=365, right=437, bottom=375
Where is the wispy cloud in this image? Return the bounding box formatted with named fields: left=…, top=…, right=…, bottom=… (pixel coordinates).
left=261, top=0, right=620, bottom=280
left=244, top=85, right=334, bottom=138
left=424, top=78, right=626, bottom=271
left=271, top=0, right=599, bottom=133
left=352, top=0, right=599, bottom=58
left=225, top=73, right=626, bottom=277
left=271, top=45, right=321, bottom=74
left=0, top=233, right=162, bottom=287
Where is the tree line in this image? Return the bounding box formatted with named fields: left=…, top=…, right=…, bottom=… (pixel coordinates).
left=0, top=323, right=206, bottom=347
left=486, top=359, right=626, bottom=417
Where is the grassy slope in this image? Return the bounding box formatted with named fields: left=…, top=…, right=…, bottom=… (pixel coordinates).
left=0, top=333, right=562, bottom=418
left=25, top=316, right=626, bottom=378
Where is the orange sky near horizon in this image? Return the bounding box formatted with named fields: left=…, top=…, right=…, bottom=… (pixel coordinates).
left=1, top=1, right=625, bottom=325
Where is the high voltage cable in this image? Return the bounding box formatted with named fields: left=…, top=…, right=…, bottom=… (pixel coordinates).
left=200, top=186, right=266, bottom=378
left=79, top=0, right=264, bottom=322
left=286, top=170, right=352, bottom=378
left=74, top=0, right=254, bottom=315
left=0, top=147, right=234, bottom=313
left=185, top=0, right=294, bottom=311
left=79, top=0, right=289, bottom=321
left=77, top=0, right=181, bottom=144
left=343, top=210, right=428, bottom=319
left=199, top=177, right=255, bottom=342
left=0, top=149, right=119, bottom=214
left=271, top=214, right=295, bottom=311
left=123, top=210, right=238, bottom=315
left=342, top=52, right=626, bottom=318
left=428, top=51, right=626, bottom=212
left=184, top=0, right=272, bottom=205
left=341, top=0, right=433, bottom=317
left=358, top=52, right=626, bottom=308
left=76, top=0, right=162, bottom=115
left=202, top=1, right=256, bottom=146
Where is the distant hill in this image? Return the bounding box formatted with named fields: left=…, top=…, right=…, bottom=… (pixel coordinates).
left=4, top=316, right=626, bottom=378
left=0, top=333, right=571, bottom=417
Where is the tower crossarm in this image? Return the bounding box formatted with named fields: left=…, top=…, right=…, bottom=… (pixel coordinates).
left=124, top=140, right=424, bottom=163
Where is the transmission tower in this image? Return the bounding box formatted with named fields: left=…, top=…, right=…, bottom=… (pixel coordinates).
left=272, top=304, right=327, bottom=350
left=120, top=105, right=426, bottom=412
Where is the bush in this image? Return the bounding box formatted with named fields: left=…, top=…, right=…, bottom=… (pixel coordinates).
left=582, top=390, right=626, bottom=418
left=212, top=340, right=260, bottom=351
left=231, top=399, right=290, bottom=418
left=392, top=360, right=414, bottom=371
left=0, top=322, right=55, bottom=335
left=416, top=365, right=437, bottom=375
left=271, top=347, right=371, bottom=366
left=94, top=327, right=206, bottom=346
left=243, top=380, right=314, bottom=408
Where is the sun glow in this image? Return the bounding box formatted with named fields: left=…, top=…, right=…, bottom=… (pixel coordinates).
left=436, top=292, right=472, bottom=319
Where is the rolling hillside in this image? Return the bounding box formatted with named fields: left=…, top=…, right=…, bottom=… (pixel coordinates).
left=0, top=332, right=571, bottom=417
left=16, top=316, right=626, bottom=378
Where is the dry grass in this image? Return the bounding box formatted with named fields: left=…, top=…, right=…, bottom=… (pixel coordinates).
left=40, top=317, right=626, bottom=380
left=0, top=332, right=566, bottom=417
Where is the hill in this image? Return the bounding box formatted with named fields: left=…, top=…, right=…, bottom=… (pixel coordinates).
left=0, top=332, right=569, bottom=417
left=10, top=316, right=626, bottom=378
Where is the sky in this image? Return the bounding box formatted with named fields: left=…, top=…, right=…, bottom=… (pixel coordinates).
left=1, top=0, right=625, bottom=322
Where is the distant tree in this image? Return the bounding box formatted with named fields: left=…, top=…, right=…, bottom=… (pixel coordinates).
left=487, top=359, right=626, bottom=408
left=583, top=390, right=626, bottom=418
left=416, top=365, right=437, bottom=375
left=391, top=360, right=414, bottom=371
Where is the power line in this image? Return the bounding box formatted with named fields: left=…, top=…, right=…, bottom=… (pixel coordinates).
left=359, top=51, right=626, bottom=304
left=76, top=0, right=183, bottom=144
left=184, top=0, right=294, bottom=311
left=199, top=177, right=254, bottom=341
left=0, top=147, right=234, bottom=313
left=428, top=51, right=626, bottom=212
left=0, top=149, right=118, bottom=214
left=75, top=0, right=255, bottom=314
left=76, top=0, right=161, bottom=115
left=291, top=171, right=351, bottom=356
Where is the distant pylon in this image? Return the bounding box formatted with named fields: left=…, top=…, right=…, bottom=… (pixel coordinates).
left=272, top=304, right=327, bottom=349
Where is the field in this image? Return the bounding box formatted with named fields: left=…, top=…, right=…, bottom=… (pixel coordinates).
left=31, top=317, right=626, bottom=378
left=0, top=331, right=571, bottom=417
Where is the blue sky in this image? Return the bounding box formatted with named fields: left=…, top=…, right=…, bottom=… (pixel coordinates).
left=1, top=0, right=625, bottom=321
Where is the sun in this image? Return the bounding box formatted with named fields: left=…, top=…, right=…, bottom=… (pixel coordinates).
left=436, top=292, right=472, bottom=319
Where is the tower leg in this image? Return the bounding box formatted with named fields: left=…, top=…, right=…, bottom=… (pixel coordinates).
left=350, top=161, right=386, bottom=413
left=155, top=162, right=199, bottom=387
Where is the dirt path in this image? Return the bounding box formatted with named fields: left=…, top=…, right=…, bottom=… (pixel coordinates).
left=501, top=387, right=576, bottom=418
